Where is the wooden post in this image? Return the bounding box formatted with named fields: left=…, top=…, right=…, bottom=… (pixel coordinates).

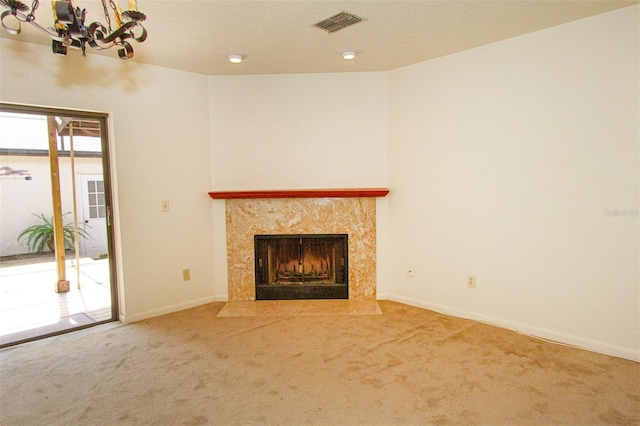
left=47, top=116, right=70, bottom=293
left=68, top=121, right=82, bottom=289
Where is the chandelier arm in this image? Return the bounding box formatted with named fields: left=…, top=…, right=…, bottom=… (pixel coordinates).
left=130, top=22, right=145, bottom=42
left=88, top=19, right=136, bottom=44
left=87, top=39, right=109, bottom=50
left=1, top=9, right=21, bottom=35
left=26, top=16, right=70, bottom=42
left=3, top=9, right=69, bottom=41
left=117, top=40, right=133, bottom=59
left=87, top=21, right=115, bottom=49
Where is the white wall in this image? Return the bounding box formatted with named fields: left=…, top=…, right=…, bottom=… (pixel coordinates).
left=209, top=73, right=388, bottom=190
left=1, top=39, right=216, bottom=322
left=387, top=6, right=639, bottom=360
left=208, top=73, right=390, bottom=299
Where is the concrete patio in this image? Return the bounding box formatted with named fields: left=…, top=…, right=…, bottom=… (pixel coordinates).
left=0, top=256, right=113, bottom=345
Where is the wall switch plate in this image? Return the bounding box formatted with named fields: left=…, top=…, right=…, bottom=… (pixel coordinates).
left=182, top=269, right=190, bottom=281
left=407, top=265, right=415, bottom=277
left=161, top=200, right=170, bottom=212
left=467, top=275, right=476, bottom=288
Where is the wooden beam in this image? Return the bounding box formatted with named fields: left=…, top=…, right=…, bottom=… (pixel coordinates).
left=47, top=116, right=69, bottom=293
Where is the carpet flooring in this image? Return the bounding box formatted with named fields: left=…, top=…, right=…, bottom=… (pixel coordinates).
left=0, top=301, right=638, bottom=425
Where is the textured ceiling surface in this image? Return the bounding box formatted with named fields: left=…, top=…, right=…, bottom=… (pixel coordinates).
left=1, top=1, right=637, bottom=75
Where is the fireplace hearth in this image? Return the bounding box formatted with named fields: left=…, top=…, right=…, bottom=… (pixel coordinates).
left=254, top=234, right=348, bottom=300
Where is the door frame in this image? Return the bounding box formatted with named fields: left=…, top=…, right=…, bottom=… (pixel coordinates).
left=0, top=102, right=119, bottom=338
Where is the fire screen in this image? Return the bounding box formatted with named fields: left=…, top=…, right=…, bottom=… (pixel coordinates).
left=254, top=234, right=348, bottom=300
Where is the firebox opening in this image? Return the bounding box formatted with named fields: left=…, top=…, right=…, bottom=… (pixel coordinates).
left=254, top=234, right=348, bottom=300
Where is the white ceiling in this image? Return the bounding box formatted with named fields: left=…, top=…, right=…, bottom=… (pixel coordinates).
left=2, top=0, right=637, bottom=75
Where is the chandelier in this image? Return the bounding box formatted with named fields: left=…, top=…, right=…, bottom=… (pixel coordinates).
left=0, top=0, right=147, bottom=59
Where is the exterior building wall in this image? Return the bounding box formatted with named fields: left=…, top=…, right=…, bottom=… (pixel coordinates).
left=0, top=155, right=105, bottom=257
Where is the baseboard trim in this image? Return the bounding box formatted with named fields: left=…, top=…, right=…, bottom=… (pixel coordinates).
left=383, top=293, right=639, bottom=362
left=121, top=296, right=222, bottom=324
left=213, top=294, right=229, bottom=302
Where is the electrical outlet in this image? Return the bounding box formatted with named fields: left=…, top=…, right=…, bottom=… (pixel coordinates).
left=182, top=269, right=191, bottom=281
left=467, top=275, right=476, bottom=288
left=161, top=200, right=170, bottom=212
left=407, top=265, right=415, bottom=277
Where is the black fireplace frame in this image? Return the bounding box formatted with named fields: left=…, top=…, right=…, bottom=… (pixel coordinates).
left=254, top=234, right=348, bottom=300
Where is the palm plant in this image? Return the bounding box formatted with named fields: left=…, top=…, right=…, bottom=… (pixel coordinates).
left=17, top=213, right=91, bottom=253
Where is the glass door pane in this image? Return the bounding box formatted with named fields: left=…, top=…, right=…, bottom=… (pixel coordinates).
left=0, top=106, right=117, bottom=347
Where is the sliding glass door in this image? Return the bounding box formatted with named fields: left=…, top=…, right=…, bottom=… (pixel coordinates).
left=0, top=104, right=118, bottom=346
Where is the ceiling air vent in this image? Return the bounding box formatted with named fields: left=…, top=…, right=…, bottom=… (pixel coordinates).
left=313, top=11, right=365, bottom=34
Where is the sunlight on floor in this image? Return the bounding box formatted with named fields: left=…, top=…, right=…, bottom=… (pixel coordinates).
left=0, top=257, right=112, bottom=340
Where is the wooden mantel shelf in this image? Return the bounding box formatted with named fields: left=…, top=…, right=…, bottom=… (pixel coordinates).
left=208, top=188, right=389, bottom=200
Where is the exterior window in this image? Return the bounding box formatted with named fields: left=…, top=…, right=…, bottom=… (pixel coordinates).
left=87, top=179, right=106, bottom=219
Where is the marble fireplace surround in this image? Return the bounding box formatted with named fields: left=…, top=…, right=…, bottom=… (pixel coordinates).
left=209, top=189, right=389, bottom=301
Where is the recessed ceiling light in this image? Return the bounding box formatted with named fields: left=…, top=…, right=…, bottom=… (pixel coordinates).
left=342, top=51, right=357, bottom=60
left=228, top=54, right=245, bottom=64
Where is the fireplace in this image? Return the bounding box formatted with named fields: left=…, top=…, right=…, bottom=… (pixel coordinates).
left=254, top=234, right=348, bottom=300
left=220, top=196, right=381, bottom=301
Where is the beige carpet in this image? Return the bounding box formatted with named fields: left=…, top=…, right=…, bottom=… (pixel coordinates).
left=0, top=301, right=638, bottom=425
